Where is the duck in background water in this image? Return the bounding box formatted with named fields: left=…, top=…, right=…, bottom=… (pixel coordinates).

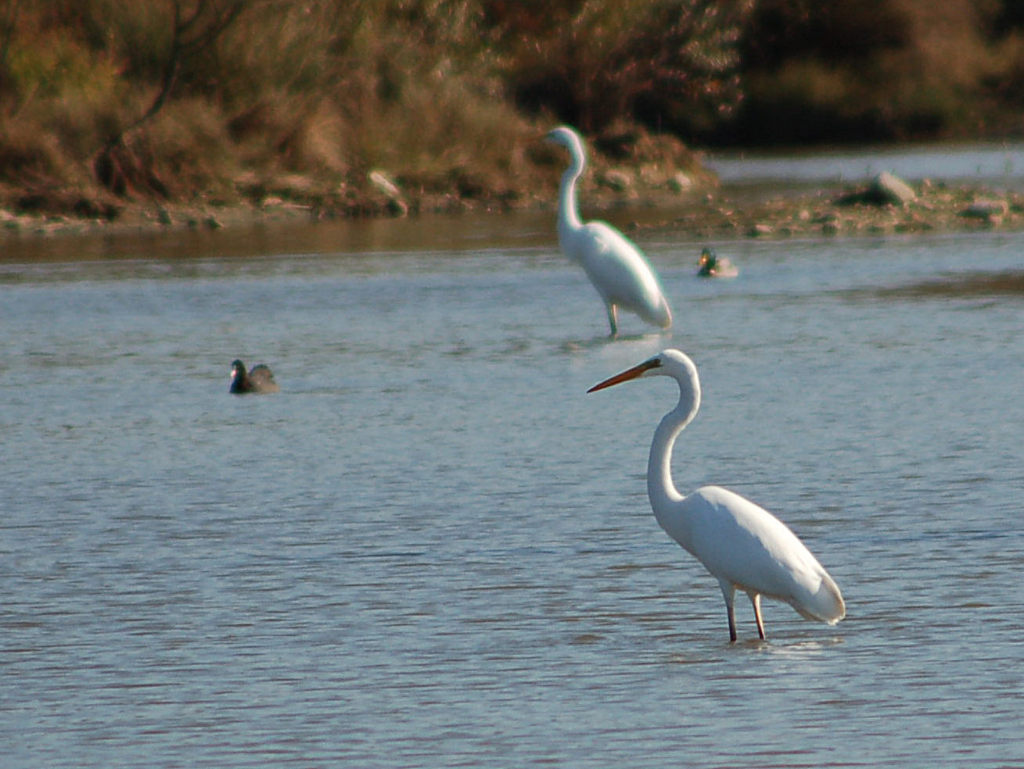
left=229, top=359, right=280, bottom=394
left=697, top=247, right=738, bottom=278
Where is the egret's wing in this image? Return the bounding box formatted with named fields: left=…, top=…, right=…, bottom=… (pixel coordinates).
left=576, top=222, right=671, bottom=327
left=680, top=486, right=844, bottom=623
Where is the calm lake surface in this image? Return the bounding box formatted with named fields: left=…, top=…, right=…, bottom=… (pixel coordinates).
left=2, top=205, right=1023, bottom=767
left=708, top=141, right=1024, bottom=189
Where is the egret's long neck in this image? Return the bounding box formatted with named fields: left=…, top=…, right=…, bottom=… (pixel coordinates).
left=647, top=382, right=699, bottom=520
left=557, top=150, right=584, bottom=246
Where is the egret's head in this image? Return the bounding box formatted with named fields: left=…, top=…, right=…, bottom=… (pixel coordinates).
left=545, top=125, right=584, bottom=154
left=656, top=349, right=698, bottom=380
left=588, top=349, right=698, bottom=393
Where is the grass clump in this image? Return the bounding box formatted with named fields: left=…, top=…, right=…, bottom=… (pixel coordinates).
left=0, top=0, right=728, bottom=221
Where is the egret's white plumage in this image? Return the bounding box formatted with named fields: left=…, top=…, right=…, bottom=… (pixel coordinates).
left=589, top=349, right=845, bottom=642
left=546, top=126, right=672, bottom=337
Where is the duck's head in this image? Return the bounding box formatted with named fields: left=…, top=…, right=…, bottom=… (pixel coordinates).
left=698, top=247, right=718, bottom=276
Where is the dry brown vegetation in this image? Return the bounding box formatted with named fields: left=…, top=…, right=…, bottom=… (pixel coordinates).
left=733, top=0, right=1024, bottom=145
left=2, top=0, right=1024, bottom=227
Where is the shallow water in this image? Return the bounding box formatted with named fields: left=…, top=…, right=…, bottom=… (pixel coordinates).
left=2, top=217, right=1023, bottom=767
left=708, top=141, right=1024, bottom=202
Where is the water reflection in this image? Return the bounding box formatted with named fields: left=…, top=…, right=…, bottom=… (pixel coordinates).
left=708, top=141, right=1024, bottom=188
left=0, top=209, right=558, bottom=267
left=872, top=269, right=1024, bottom=298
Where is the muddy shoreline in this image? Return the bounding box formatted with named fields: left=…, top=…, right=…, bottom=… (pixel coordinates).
left=632, top=181, right=1024, bottom=239
left=3, top=177, right=1023, bottom=246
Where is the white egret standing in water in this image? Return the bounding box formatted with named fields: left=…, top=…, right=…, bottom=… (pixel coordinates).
left=588, top=349, right=845, bottom=642
left=546, top=126, right=672, bottom=337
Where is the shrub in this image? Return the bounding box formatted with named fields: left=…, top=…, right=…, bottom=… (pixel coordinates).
left=503, top=0, right=755, bottom=138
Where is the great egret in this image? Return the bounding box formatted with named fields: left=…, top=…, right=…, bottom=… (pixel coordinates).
left=588, top=349, right=845, bottom=642
left=545, top=126, right=672, bottom=337
left=697, top=247, right=738, bottom=278
left=229, top=359, right=280, bottom=394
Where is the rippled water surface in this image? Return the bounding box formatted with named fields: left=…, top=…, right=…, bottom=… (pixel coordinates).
left=2, top=216, right=1023, bottom=768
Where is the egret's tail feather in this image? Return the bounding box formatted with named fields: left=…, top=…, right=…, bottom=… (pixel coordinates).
left=788, top=570, right=845, bottom=625
left=638, top=297, right=672, bottom=330
left=806, top=571, right=845, bottom=624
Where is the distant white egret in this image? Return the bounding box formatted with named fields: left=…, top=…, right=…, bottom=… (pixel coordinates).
left=588, top=349, right=845, bottom=642
left=545, top=126, right=672, bottom=337
left=230, top=359, right=280, bottom=394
